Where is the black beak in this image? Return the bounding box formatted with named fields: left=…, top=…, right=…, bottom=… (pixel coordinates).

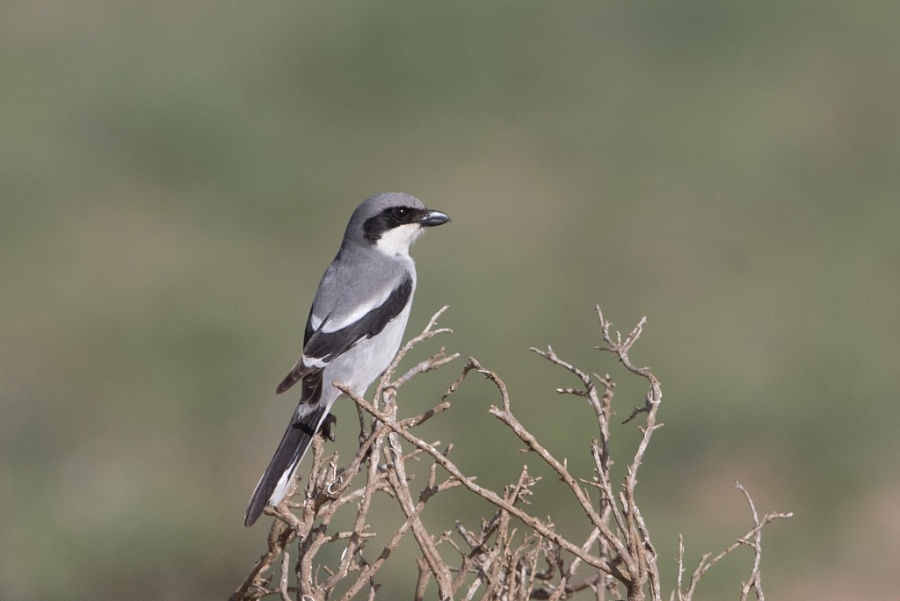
left=419, top=210, right=451, bottom=227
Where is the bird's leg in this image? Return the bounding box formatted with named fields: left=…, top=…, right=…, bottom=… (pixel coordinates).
left=319, top=413, right=337, bottom=442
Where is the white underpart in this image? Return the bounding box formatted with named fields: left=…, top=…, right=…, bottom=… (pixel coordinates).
left=320, top=285, right=395, bottom=333
left=266, top=295, right=415, bottom=508
left=375, top=223, right=425, bottom=257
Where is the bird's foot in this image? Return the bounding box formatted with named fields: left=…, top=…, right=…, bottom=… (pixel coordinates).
left=319, top=413, right=337, bottom=442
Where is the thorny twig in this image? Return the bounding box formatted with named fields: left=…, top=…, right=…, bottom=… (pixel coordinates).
left=231, top=306, right=790, bottom=601
left=676, top=483, right=793, bottom=601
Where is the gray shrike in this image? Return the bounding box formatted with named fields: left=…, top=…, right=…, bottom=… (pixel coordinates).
left=244, top=192, right=450, bottom=526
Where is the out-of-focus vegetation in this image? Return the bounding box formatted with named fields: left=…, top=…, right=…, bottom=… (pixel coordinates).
left=2, top=2, right=898, bottom=600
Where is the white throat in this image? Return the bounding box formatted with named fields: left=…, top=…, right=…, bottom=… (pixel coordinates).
left=375, top=223, right=424, bottom=257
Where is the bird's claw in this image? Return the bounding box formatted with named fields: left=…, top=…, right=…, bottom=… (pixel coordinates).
left=319, top=413, right=337, bottom=442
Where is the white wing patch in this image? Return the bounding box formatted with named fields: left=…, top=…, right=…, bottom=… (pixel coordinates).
left=301, top=354, right=329, bottom=369
left=320, top=285, right=395, bottom=333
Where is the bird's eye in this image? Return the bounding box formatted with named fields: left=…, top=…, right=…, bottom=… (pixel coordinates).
left=391, top=207, right=410, bottom=220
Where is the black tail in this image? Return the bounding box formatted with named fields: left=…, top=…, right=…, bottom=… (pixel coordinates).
left=244, top=404, right=328, bottom=527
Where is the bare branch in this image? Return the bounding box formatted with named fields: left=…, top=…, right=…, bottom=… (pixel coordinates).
left=344, top=366, right=623, bottom=578
left=679, top=484, right=792, bottom=601
left=232, top=306, right=790, bottom=601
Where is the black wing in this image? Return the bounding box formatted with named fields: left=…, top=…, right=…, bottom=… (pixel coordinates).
left=276, top=275, right=413, bottom=394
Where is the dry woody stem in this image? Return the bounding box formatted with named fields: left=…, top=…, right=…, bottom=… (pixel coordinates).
left=231, top=305, right=791, bottom=601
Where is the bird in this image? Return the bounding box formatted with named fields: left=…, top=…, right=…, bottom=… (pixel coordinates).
left=244, top=192, right=450, bottom=527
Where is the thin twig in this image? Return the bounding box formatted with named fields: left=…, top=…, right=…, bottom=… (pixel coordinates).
left=232, top=305, right=790, bottom=601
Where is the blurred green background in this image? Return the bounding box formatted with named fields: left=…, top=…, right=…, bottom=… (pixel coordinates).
left=2, top=1, right=899, bottom=599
